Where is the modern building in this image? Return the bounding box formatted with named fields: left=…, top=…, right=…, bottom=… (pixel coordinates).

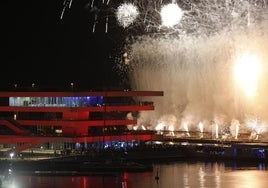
left=0, top=91, right=163, bottom=155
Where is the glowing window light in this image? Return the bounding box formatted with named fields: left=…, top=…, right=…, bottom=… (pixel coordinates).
left=234, top=53, right=261, bottom=97
left=160, top=3, right=183, bottom=27
left=116, top=3, right=139, bottom=28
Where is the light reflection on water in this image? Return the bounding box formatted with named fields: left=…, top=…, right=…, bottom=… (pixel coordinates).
left=12, top=162, right=268, bottom=188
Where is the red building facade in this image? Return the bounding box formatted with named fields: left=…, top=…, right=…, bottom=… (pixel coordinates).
left=0, top=91, right=163, bottom=154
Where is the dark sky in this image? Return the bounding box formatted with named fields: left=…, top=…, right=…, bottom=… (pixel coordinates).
left=3, top=0, right=127, bottom=91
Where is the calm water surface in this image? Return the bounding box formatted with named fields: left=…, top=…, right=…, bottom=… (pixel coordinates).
left=11, top=161, right=268, bottom=188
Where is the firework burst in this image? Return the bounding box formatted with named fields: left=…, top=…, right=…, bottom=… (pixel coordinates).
left=115, top=3, right=139, bottom=28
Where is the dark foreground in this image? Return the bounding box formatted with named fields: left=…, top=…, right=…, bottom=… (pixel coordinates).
left=0, top=156, right=153, bottom=177
left=1, top=139, right=268, bottom=177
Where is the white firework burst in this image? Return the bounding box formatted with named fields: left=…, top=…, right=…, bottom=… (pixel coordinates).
left=116, top=3, right=139, bottom=28
left=160, top=3, right=183, bottom=27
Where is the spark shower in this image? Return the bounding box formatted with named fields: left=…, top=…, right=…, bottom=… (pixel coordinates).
left=122, top=0, right=268, bottom=140
left=62, top=0, right=268, bottom=140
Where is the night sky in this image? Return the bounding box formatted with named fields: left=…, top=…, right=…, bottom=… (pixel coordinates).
left=3, top=1, right=127, bottom=91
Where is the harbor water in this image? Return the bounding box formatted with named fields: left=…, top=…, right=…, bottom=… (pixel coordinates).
left=5, top=161, right=268, bottom=188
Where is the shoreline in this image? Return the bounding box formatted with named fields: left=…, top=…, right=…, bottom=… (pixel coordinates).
left=0, top=139, right=268, bottom=176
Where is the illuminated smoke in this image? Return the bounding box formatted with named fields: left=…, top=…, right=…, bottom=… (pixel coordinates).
left=59, top=0, right=268, bottom=140
left=234, top=52, right=262, bottom=97
left=120, top=1, right=268, bottom=140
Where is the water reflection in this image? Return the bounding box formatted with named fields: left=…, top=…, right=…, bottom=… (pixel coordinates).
left=11, top=162, right=268, bottom=188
